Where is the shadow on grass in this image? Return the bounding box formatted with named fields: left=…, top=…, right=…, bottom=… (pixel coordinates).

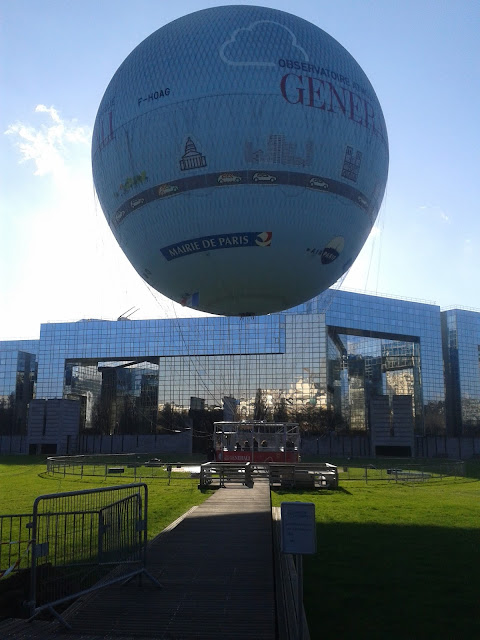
left=464, top=460, right=480, bottom=478
left=334, top=485, right=353, bottom=495
left=274, top=489, right=337, bottom=498
left=273, top=486, right=354, bottom=497
left=304, top=521, right=480, bottom=639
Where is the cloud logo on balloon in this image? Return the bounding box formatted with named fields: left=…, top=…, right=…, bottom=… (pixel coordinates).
left=219, top=20, right=308, bottom=67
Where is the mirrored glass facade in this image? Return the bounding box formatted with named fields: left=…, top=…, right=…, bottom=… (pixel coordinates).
left=327, top=332, right=421, bottom=432
left=442, top=309, right=480, bottom=435
left=1, top=291, right=479, bottom=437
left=0, top=341, right=38, bottom=435
left=293, top=291, right=446, bottom=434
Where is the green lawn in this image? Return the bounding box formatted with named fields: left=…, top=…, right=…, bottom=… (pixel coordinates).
left=0, top=455, right=213, bottom=620
left=0, top=455, right=212, bottom=538
left=272, top=474, right=480, bottom=639
left=2, top=456, right=480, bottom=637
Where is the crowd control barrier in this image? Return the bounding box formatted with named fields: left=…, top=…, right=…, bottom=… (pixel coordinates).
left=28, top=483, right=160, bottom=627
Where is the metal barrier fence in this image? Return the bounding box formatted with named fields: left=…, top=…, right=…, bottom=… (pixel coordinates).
left=0, top=514, right=33, bottom=579
left=268, top=462, right=338, bottom=490
left=198, top=461, right=339, bottom=490
left=338, top=460, right=465, bottom=483
left=198, top=462, right=254, bottom=489
left=46, top=454, right=200, bottom=482
left=28, top=483, right=161, bottom=627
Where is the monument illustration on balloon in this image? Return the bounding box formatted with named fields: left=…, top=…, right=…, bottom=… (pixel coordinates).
left=92, top=5, right=388, bottom=316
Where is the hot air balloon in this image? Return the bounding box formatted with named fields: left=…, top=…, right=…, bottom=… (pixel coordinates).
left=92, top=5, right=388, bottom=316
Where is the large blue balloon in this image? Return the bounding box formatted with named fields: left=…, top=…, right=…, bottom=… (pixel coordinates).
left=92, top=5, right=388, bottom=316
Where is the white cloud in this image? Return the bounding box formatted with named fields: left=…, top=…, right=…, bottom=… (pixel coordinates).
left=417, top=204, right=449, bottom=223
left=1, top=105, right=202, bottom=339
left=5, top=104, right=91, bottom=178
left=35, top=104, right=61, bottom=123
left=463, top=238, right=472, bottom=255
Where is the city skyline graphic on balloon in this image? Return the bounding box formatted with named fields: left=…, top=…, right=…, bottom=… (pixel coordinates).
left=92, top=5, right=389, bottom=316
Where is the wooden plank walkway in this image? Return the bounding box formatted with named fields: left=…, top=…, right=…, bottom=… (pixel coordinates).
left=0, top=480, right=277, bottom=639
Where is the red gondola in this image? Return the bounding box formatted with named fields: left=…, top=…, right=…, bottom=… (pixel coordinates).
left=213, top=421, right=300, bottom=463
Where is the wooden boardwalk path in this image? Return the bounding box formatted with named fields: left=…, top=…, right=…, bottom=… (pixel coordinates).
left=0, top=480, right=277, bottom=639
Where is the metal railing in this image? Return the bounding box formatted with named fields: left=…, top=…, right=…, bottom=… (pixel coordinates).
left=338, top=460, right=465, bottom=483
left=28, top=483, right=161, bottom=627
left=268, top=462, right=339, bottom=490
left=46, top=454, right=200, bottom=482
left=198, top=462, right=253, bottom=489
left=198, top=461, right=339, bottom=491
left=0, top=514, right=33, bottom=579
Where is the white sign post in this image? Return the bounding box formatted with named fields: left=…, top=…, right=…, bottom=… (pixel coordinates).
left=281, top=502, right=316, bottom=640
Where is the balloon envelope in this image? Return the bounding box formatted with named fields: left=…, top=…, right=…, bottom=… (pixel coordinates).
left=92, top=5, right=388, bottom=316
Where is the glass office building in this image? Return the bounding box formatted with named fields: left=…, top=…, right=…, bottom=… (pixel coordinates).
left=0, top=290, right=478, bottom=438
left=0, top=340, right=39, bottom=435
left=442, top=309, right=480, bottom=435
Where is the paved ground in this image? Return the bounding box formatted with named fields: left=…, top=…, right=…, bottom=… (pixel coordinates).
left=0, top=480, right=277, bottom=639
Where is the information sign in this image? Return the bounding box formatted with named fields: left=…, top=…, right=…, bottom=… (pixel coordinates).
left=281, top=502, right=316, bottom=555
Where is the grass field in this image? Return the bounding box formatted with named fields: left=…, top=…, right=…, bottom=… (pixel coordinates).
left=0, top=455, right=214, bottom=620
left=0, top=455, right=211, bottom=537
left=1, top=456, right=480, bottom=637
left=272, top=473, right=480, bottom=639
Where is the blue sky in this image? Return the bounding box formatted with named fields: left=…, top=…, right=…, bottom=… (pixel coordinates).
left=1, top=0, right=479, bottom=339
